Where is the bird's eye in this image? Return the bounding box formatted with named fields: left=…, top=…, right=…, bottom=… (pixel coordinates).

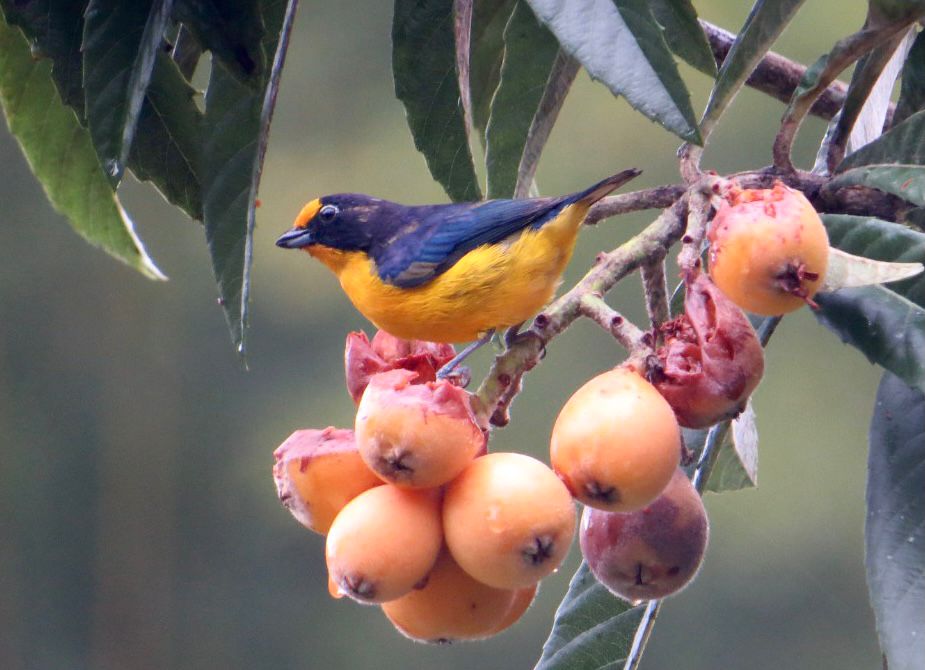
left=318, top=204, right=339, bottom=222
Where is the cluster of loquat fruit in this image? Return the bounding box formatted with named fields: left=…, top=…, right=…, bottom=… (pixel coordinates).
left=273, top=182, right=830, bottom=642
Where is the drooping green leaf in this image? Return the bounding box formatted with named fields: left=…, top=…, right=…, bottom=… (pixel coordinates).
left=700, top=0, right=806, bottom=136
left=866, top=371, right=925, bottom=668
left=705, top=401, right=758, bottom=493
left=173, top=0, right=264, bottom=83
left=0, top=0, right=86, bottom=117
left=649, top=0, right=716, bottom=76
left=393, top=0, right=482, bottom=202
left=822, top=213, right=925, bottom=308
left=816, top=30, right=912, bottom=171
left=128, top=50, right=203, bottom=220
left=822, top=247, right=923, bottom=292
left=837, top=108, right=925, bottom=169
left=82, top=0, right=174, bottom=183
left=828, top=164, right=925, bottom=207
left=485, top=1, right=564, bottom=199
left=201, top=0, right=295, bottom=355
left=525, top=0, right=701, bottom=144
left=535, top=561, right=647, bottom=670
left=814, top=287, right=925, bottom=389
left=893, top=27, right=925, bottom=126
left=469, top=0, right=516, bottom=139
left=0, top=14, right=163, bottom=278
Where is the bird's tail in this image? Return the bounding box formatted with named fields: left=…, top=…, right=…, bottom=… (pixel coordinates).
left=570, top=168, right=641, bottom=207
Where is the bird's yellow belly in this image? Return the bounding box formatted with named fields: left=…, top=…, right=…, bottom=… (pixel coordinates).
left=337, top=220, right=581, bottom=343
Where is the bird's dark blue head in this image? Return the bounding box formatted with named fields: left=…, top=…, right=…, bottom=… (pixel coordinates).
left=275, top=194, right=396, bottom=253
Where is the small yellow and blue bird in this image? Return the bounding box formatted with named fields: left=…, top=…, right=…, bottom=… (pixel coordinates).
left=276, top=169, right=640, bottom=354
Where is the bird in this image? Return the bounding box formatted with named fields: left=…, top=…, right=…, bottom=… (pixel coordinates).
left=276, top=168, right=640, bottom=350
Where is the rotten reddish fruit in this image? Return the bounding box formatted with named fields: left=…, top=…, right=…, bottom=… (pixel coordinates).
left=550, top=366, right=681, bottom=513
left=443, top=453, right=576, bottom=590
left=708, top=182, right=829, bottom=315
left=381, top=549, right=523, bottom=642
left=580, top=469, right=709, bottom=603
left=325, top=485, right=442, bottom=604
left=355, top=369, right=486, bottom=488
left=273, top=427, right=383, bottom=535
left=345, top=330, right=456, bottom=404
left=651, top=273, right=764, bottom=428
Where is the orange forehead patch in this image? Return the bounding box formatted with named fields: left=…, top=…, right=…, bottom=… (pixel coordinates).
left=294, top=198, right=322, bottom=229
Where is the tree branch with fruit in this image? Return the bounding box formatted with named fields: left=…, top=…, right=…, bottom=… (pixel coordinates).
left=2, top=0, right=925, bottom=668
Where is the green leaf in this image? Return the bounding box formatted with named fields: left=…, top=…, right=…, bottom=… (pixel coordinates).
left=82, top=0, right=174, bottom=183
left=128, top=50, right=203, bottom=220
left=829, top=164, right=925, bottom=207
left=524, top=0, right=701, bottom=144
left=700, top=0, right=806, bottom=136
left=535, top=561, right=647, bottom=670
left=838, top=108, right=925, bottom=169
left=816, top=31, right=911, bottom=172
left=814, top=287, right=925, bottom=389
left=485, top=1, right=566, bottom=199
left=0, top=0, right=86, bottom=117
left=866, top=371, right=925, bottom=667
left=393, top=0, right=482, bottom=202
left=893, top=27, right=925, bottom=126
left=172, top=0, right=264, bottom=83
left=170, top=24, right=203, bottom=81
left=470, top=0, right=516, bottom=139
left=0, top=13, right=163, bottom=278
left=201, top=0, right=295, bottom=355
left=705, top=401, right=758, bottom=493
left=822, top=213, right=925, bottom=308
left=648, top=0, right=716, bottom=76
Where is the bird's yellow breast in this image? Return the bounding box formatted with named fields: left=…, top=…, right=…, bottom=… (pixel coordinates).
left=311, top=203, right=588, bottom=343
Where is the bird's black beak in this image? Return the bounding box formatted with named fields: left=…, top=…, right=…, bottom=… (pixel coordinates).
left=276, top=227, right=314, bottom=249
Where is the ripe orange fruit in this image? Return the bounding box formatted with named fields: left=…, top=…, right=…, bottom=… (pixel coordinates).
left=551, top=366, right=681, bottom=512
left=708, top=182, right=829, bottom=315
left=325, top=486, right=442, bottom=604
left=443, top=453, right=576, bottom=589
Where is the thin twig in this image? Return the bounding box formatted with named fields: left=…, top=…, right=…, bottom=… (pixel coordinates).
left=579, top=294, right=650, bottom=351
left=588, top=184, right=686, bottom=224
left=640, top=260, right=669, bottom=332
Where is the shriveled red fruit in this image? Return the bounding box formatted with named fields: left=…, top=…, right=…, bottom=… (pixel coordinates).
left=580, top=469, right=709, bottom=603
left=355, top=369, right=486, bottom=488
left=381, top=549, right=521, bottom=642
left=443, top=453, right=576, bottom=590
left=345, top=330, right=456, bottom=404
left=326, top=485, right=443, bottom=604
left=651, top=273, right=764, bottom=428
left=551, top=366, right=681, bottom=513
left=708, top=182, right=829, bottom=315
left=273, top=427, right=383, bottom=535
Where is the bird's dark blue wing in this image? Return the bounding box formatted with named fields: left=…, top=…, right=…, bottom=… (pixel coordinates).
left=373, top=196, right=567, bottom=288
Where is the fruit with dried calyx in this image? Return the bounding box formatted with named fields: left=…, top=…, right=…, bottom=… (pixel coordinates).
left=273, top=427, right=383, bottom=535
left=650, top=272, right=765, bottom=428
left=443, top=452, right=576, bottom=590
left=355, top=369, right=486, bottom=488
left=580, top=469, right=709, bottom=602
left=551, top=366, right=681, bottom=512
left=708, top=181, right=829, bottom=316
left=325, top=485, right=442, bottom=604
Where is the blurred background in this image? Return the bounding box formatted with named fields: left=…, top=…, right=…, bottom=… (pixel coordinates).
left=0, top=1, right=886, bottom=668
